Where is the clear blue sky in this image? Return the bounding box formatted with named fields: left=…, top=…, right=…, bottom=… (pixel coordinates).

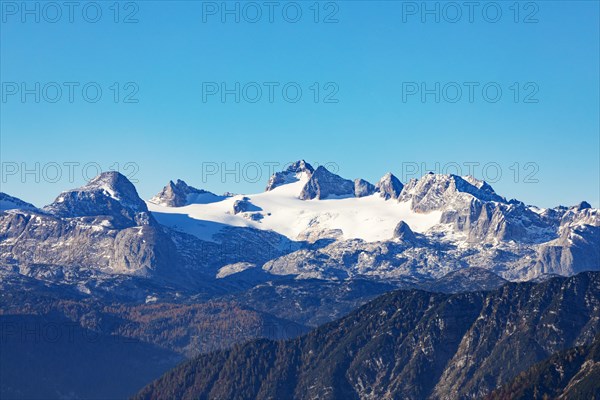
left=1, top=0, right=599, bottom=208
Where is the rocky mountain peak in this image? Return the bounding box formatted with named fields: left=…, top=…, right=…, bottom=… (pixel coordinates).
left=399, top=173, right=505, bottom=212
left=150, top=179, right=216, bottom=207
left=354, top=178, right=376, bottom=198
left=375, top=172, right=404, bottom=200
left=299, top=165, right=355, bottom=200
left=44, top=171, right=149, bottom=227
left=86, top=171, right=146, bottom=206
left=393, top=220, right=416, bottom=241
left=265, top=160, right=314, bottom=191
left=286, top=160, right=314, bottom=174
left=458, top=175, right=504, bottom=202
left=574, top=201, right=592, bottom=211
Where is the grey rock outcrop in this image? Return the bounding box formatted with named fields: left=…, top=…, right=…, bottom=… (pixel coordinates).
left=534, top=210, right=600, bottom=277
left=393, top=221, right=416, bottom=241
left=399, top=173, right=505, bottom=212
left=150, top=179, right=221, bottom=207
left=354, top=179, right=376, bottom=198
left=266, top=160, right=314, bottom=191
left=232, top=197, right=261, bottom=215
left=299, top=166, right=355, bottom=200
left=375, top=173, right=403, bottom=200
left=439, top=199, right=554, bottom=243
left=398, top=173, right=557, bottom=244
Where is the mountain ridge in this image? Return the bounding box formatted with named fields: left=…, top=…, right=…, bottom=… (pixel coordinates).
left=1, top=161, right=598, bottom=293
left=134, top=272, right=600, bottom=400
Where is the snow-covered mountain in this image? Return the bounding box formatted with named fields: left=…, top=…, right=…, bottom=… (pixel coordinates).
left=45, top=171, right=150, bottom=227
left=0, top=172, right=182, bottom=282
left=1, top=161, right=598, bottom=298
left=148, top=166, right=441, bottom=243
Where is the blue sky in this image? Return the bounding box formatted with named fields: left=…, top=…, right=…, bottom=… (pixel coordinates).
left=1, top=0, right=599, bottom=208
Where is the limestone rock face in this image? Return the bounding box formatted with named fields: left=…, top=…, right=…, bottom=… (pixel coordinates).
left=375, top=173, right=404, bottom=200
left=45, top=171, right=149, bottom=228
left=1, top=172, right=178, bottom=277
left=399, top=173, right=505, bottom=212
left=393, top=221, right=416, bottom=241
left=0, top=164, right=598, bottom=294
left=354, top=178, right=376, bottom=198
left=299, top=166, right=355, bottom=200
left=266, top=160, right=314, bottom=191
left=150, top=179, right=222, bottom=207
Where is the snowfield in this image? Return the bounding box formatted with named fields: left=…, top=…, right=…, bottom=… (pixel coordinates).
left=147, top=173, right=442, bottom=242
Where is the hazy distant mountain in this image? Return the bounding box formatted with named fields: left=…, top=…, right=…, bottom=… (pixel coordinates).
left=420, top=267, right=508, bottom=293
left=0, top=314, right=180, bottom=400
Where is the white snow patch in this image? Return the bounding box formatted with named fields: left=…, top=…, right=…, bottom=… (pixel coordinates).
left=145, top=295, right=158, bottom=304
left=148, top=175, right=442, bottom=242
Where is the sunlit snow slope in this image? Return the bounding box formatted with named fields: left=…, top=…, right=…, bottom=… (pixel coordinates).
left=147, top=172, right=442, bottom=242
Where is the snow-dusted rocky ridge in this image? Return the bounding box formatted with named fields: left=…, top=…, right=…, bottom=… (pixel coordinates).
left=148, top=168, right=441, bottom=243
left=0, top=161, right=598, bottom=297
left=149, top=179, right=226, bottom=207
left=0, top=192, right=37, bottom=211
left=0, top=172, right=179, bottom=280
left=148, top=161, right=599, bottom=282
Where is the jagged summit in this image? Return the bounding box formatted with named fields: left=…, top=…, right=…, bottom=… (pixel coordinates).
left=460, top=175, right=505, bottom=202
left=400, top=173, right=505, bottom=212
left=375, top=172, right=404, bottom=200
left=299, top=165, right=355, bottom=200
left=150, top=179, right=221, bottom=207
left=52, top=171, right=146, bottom=209
left=265, top=160, right=314, bottom=191
left=1, top=163, right=599, bottom=288
left=3, top=171, right=179, bottom=277
left=354, top=178, right=376, bottom=198
left=0, top=192, right=37, bottom=211
left=575, top=201, right=592, bottom=211
left=44, top=171, right=149, bottom=227
left=267, top=161, right=378, bottom=200
left=287, top=160, right=314, bottom=174
left=264, top=162, right=509, bottom=207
